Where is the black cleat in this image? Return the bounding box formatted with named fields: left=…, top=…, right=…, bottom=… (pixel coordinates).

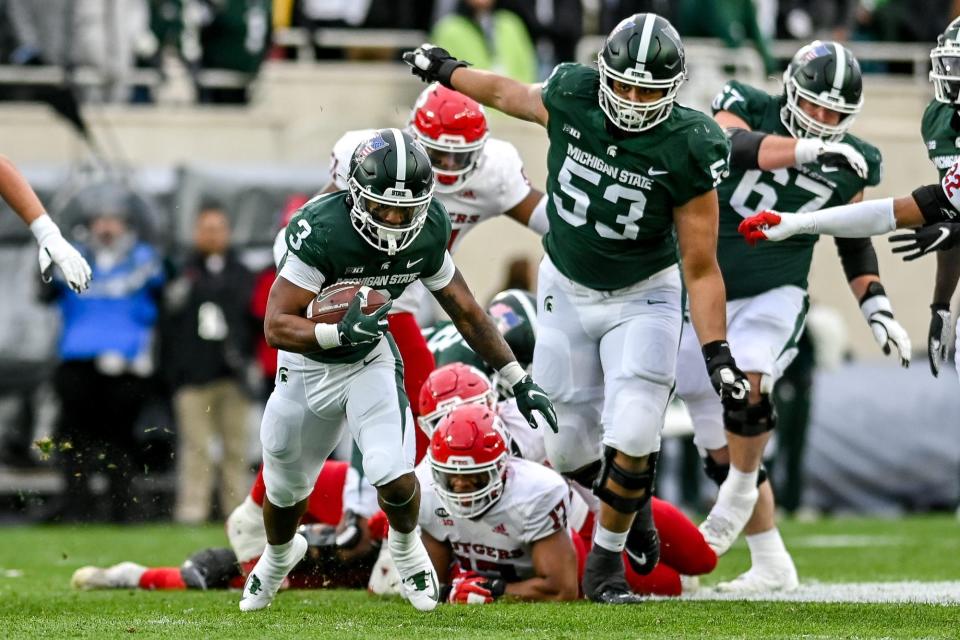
left=624, top=511, right=660, bottom=575
left=582, top=545, right=645, bottom=604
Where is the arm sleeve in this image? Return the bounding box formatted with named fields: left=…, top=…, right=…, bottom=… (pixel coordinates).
left=278, top=252, right=326, bottom=293
left=421, top=251, right=455, bottom=291
left=833, top=237, right=880, bottom=281
left=521, top=481, right=570, bottom=543
left=526, top=194, right=549, bottom=235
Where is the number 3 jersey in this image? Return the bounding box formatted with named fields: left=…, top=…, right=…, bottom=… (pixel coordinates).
left=712, top=80, right=882, bottom=300
left=416, top=456, right=570, bottom=582
left=541, top=62, right=730, bottom=291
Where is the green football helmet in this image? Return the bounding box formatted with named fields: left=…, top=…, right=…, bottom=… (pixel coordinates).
left=348, top=128, right=435, bottom=255
left=781, top=41, right=863, bottom=142
left=931, top=17, right=960, bottom=104
left=597, top=13, right=686, bottom=132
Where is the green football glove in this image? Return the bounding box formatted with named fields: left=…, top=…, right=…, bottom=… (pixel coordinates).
left=512, top=375, right=558, bottom=433
left=337, top=292, right=393, bottom=346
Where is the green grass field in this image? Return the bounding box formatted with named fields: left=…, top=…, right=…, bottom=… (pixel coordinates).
left=1, top=515, right=958, bottom=639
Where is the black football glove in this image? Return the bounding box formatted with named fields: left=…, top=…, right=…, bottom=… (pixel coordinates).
left=337, top=290, right=392, bottom=346
left=928, top=303, right=952, bottom=377
left=513, top=375, right=559, bottom=433
left=889, top=223, right=960, bottom=261
left=402, top=44, right=469, bottom=88
left=702, top=340, right=750, bottom=408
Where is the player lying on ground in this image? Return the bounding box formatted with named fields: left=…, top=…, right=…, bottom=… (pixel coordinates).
left=71, top=461, right=381, bottom=591
left=0, top=154, right=91, bottom=291
left=247, top=128, right=556, bottom=613
left=412, top=404, right=716, bottom=603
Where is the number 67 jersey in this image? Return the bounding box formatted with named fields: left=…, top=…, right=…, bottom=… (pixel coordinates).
left=540, top=62, right=730, bottom=291
left=712, top=80, right=882, bottom=300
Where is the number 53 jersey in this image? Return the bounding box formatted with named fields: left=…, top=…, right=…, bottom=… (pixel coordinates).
left=541, top=62, right=730, bottom=291
left=416, top=457, right=570, bottom=582
left=712, top=80, right=882, bottom=300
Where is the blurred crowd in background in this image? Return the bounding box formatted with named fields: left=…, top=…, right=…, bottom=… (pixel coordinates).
left=0, top=0, right=959, bottom=525
left=0, top=1, right=957, bottom=105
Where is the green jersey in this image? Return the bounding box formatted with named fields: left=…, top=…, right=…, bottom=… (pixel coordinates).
left=282, top=192, right=452, bottom=364
left=423, top=321, right=488, bottom=374
left=712, top=80, right=882, bottom=300
left=541, top=63, right=730, bottom=291
left=921, top=100, right=960, bottom=179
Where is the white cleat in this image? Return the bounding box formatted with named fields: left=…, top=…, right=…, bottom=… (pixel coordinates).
left=699, top=489, right=758, bottom=556
left=71, top=562, right=146, bottom=590
left=716, top=554, right=799, bottom=593
left=393, top=538, right=440, bottom=612
left=239, top=534, right=308, bottom=612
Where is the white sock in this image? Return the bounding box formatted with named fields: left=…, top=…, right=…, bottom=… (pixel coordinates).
left=722, top=465, right=759, bottom=498
left=593, top=524, right=628, bottom=553
left=388, top=526, right=419, bottom=557
left=263, top=539, right=294, bottom=564
left=746, top=528, right=788, bottom=559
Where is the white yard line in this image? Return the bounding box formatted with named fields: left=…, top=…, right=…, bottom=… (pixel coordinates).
left=681, top=581, right=960, bottom=604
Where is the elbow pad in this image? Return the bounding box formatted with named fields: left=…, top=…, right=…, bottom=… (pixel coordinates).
left=727, top=128, right=767, bottom=170
left=913, top=182, right=960, bottom=225
left=834, top=237, right=880, bottom=281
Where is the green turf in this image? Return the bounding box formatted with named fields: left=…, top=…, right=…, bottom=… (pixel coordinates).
left=0, top=515, right=957, bottom=639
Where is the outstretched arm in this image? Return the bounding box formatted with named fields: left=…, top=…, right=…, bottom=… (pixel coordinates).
left=403, top=45, right=548, bottom=126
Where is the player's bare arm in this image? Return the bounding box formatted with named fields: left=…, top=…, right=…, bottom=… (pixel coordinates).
left=264, top=276, right=328, bottom=352
left=502, top=530, right=579, bottom=602
left=503, top=187, right=546, bottom=228
left=717, top=110, right=867, bottom=178
left=0, top=154, right=92, bottom=292
left=675, top=190, right=728, bottom=346
left=420, top=530, right=453, bottom=585
left=403, top=45, right=548, bottom=127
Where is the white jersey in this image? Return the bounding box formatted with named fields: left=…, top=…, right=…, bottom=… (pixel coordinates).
left=497, top=398, right=547, bottom=464
left=417, top=457, right=569, bottom=582
left=331, top=129, right=531, bottom=313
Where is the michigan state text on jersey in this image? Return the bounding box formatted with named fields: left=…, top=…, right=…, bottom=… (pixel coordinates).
left=403, top=12, right=749, bottom=604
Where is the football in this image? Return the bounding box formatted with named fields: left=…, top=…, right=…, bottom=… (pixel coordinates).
left=306, top=282, right=388, bottom=325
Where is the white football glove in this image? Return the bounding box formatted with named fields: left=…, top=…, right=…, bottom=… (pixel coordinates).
left=794, top=138, right=868, bottom=180
left=860, top=291, right=911, bottom=367
left=31, top=214, right=92, bottom=293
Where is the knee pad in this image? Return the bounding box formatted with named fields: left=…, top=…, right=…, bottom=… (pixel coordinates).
left=561, top=459, right=602, bottom=491
left=180, top=547, right=241, bottom=590
left=724, top=394, right=777, bottom=437
left=702, top=456, right=768, bottom=487
left=592, top=447, right=657, bottom=515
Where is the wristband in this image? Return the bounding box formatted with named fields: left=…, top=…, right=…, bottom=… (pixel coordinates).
left=497, top=361, right=525, bottom=387
left=29, top=213, right=61, bottom=245
left=315, top=322, right=341, bottom=349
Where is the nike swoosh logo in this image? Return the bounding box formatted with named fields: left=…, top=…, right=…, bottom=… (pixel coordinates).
left=927, top=226, right=952, bottom=251
left=362, top=353, right=381, bottom=366
left=647, top=300, right=667, bottom=305
left=527, top=390, right=548, bottom=403
left=647, top=167, right=669, bottom=176
left=407, top=258, right=424, bottom=268
left=353, top=323, right=380, bottom=337
left=821, top=165, right=838, bottom=173
left=625, top=548, right=647, bottom=566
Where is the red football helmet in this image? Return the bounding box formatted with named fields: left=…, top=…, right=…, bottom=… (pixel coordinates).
left=418, top=363, right=496, bottom=437
left=429, top=404, right=507, bottom=519
left=408, top=83, right=489, bottom=192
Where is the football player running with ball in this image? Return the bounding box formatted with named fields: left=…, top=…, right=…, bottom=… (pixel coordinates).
left=675, top=41, right=909, bottom=592
left=321, top=96, right=546, bottom=459
left=405, top=13, right=749, bottom=604
left=245, top=128, right=556, bottom=613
